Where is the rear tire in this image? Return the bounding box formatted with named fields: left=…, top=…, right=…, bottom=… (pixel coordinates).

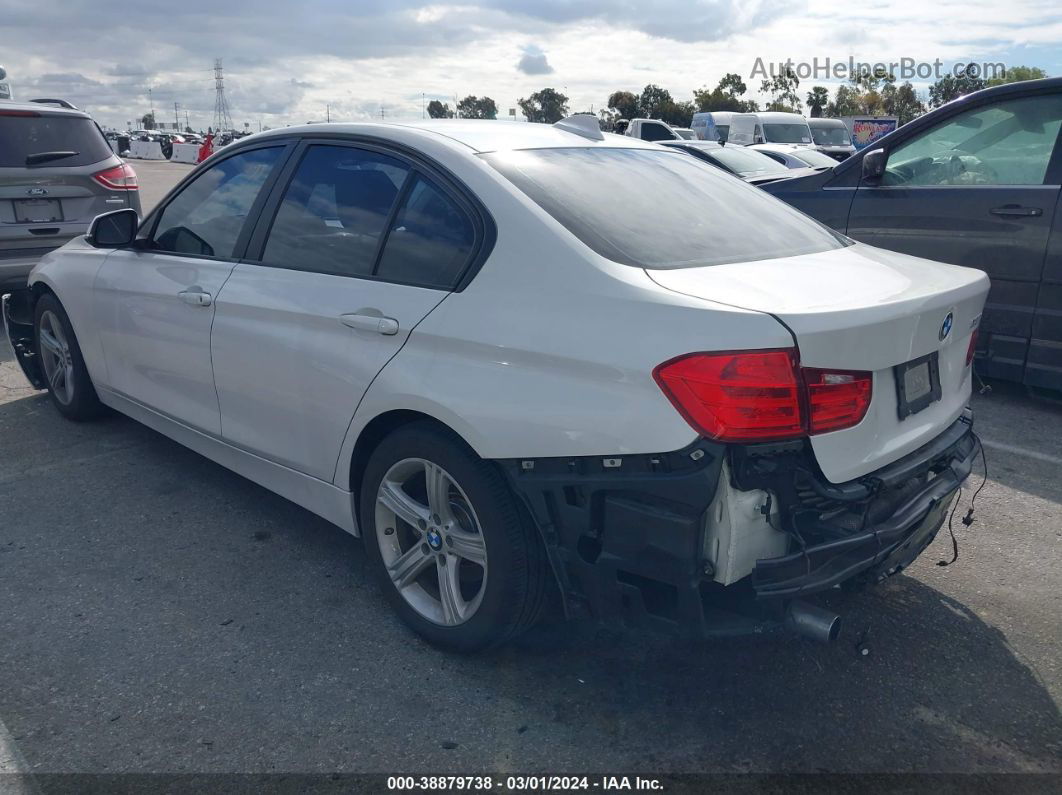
left=360, top=422, right=550, bottom=652
left=34, top=293, right=104, bottom=421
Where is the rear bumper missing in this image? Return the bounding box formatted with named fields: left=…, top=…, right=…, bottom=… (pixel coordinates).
left=2, top=290, right=46, bottom=389
left=752, top=422, right=976, bottom=598
left=499, top=413, right=977, bottom=639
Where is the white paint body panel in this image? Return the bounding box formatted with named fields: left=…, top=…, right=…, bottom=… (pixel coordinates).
left=27, top=119, right=987, bottom=542
left=211, top=264, right=445, bottom=481
left=648, top=244, right=989, bottom=482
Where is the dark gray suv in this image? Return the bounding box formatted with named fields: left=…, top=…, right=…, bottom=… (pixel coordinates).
left=0, top=100, right=141, bottom=292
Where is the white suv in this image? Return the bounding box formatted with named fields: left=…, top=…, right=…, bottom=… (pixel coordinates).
left=3, top=116, right=988, bottom=651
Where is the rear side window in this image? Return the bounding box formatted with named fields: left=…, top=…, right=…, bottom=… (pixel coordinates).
left=483, top=147, right=849, bottom=269
left=376, top=175, right=476, bottom=289
left=262, top=145, right=409, bottom=277
left=0, top=114, right=113, bottom=168
left=154, top=147, right=282, bottom=258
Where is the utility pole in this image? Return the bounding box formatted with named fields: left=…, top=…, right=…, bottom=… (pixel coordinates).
left=211, top=58, right=234, bottom=133
left=422, top=92, right=425, bottom=119
left=174, top=102, right=180, bottom=131
left=326, top=104, right=330, bottom=122
left=148, top=87, right=154, bottom=127
left=379, top=104, right=385, bottom=119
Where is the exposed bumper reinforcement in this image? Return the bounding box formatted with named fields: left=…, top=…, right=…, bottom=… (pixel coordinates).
left=752, top=424, right=977, bottom=599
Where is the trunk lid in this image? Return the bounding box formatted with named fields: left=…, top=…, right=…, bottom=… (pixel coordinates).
left=647, top=243, right=990, bottom=483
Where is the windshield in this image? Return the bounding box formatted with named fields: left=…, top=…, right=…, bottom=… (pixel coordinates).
left=707, top=147, right=790, bottom=176
left=0, top=114, right=112, bottom=168
left=790, top=148, right=840, bottom=168
left=811, top=126, right=851, bottom=146
left=482, top=148, right=849, bottom=269
left=715, top=125, right=730, bottom=143
left=763, top=123, right=813, bottom=144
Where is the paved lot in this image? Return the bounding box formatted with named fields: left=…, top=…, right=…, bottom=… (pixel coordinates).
left=0, top=162, right=1060, bottom=781
left=129, top=159, right=195, bottom=213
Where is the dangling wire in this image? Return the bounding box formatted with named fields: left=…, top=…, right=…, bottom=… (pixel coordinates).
left=937, top=487, right=964, bottom=567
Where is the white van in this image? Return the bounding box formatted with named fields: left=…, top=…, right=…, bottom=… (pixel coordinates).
left=728, top=112, right=813, bottom=147
left=690, top=111, right=734, bottom=143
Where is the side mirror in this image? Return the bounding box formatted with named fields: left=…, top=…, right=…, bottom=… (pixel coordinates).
left=89, top=208, right=138, bottom=248
left=862, top=148, right=886, bottom=181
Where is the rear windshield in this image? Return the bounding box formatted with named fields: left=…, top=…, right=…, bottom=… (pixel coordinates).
left=0, top=114, right=113, bottom=168
left=810, top=125, right=851, bottom=146
left=763, top=123, right=813, bottom=144
left=482, top=148, right=850, bottom=269
left=708, top=146, right=790, bottom=176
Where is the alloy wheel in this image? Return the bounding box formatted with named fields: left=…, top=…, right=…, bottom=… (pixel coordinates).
left=38, top=310, right=75, bottom=405
left=374, top=457, right=488, bottom=626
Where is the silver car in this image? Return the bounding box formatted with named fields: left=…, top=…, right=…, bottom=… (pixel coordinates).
left=0, top=100, right=141, bottom=292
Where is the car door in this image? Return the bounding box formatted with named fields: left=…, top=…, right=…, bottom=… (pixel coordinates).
left=94, top=143, right=289, bottom=433
left=209, top=141, right=483, bottom=481
left=847, top=92, right=1062, bottom=383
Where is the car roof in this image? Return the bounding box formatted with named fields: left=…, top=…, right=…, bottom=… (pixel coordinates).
left=661, top=140, right=722, bottom=150
left=807, top=117, right=846, bottom=128
left=0, top=99, right=89, bottom=119
left=249, top=119, right=666, bottom=153
left=754, top=112, right=809, bottom=123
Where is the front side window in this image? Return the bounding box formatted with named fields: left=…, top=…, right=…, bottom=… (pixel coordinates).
left=154, top=147, right=282, bottom=258
left=483, top=148, right=849, bottom=269
left=715, top=125, right=730, bottom=143
left=262, top=145, right=409, bottom=277
left=763, top=123, right=814, bottom=144
left=883, top=94, right=1062, bottom=186
left=641, top=123, right=676, bottom=142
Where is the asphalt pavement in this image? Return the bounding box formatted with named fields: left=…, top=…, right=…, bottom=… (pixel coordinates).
left=0, top=161, right=1059, bottom=784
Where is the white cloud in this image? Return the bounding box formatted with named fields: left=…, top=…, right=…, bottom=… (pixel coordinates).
left=0, top=0, right=1057, bottom=129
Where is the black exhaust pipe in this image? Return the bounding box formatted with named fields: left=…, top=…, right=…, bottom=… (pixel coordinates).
left=786, top=600, right=841, bottom=644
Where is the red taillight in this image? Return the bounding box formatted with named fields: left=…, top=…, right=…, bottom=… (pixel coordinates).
left=92, top=163, right=138, bottom=191
left=803, top=368, right=873, bottom=434
left=653, top=350, right=872, bottom=442
left=966, top=329, right=978, bottom=366
left=653, top=350, right=804, bottom=442
left=0, top=109, right=40, bottom=117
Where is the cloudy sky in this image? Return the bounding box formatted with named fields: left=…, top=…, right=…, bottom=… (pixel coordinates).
left=2, top=0, right=1060, bottom=130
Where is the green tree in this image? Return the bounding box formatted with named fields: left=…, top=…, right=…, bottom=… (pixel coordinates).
left=806, top=86, right=829, bottom=117
left=881, top=81, right=925, bottom=124
left=693, top=73, right=758, bottom=113
left=658, top=100, right=694, bottom=127
left=426, top=100, right=454, bottom=119
left=987, top=65, right=1047, bottom=86
left=606, top=90, right=638, bottom=121
left=826, top=84, right=861, bottom=117
left=760, top=66, right=801, bottom=112
left=140, top=112, right=156, bottom=130
left=456, top=95, right=498, bottom=119
left=637, top=84, right=673, bottom=118
left=928, top=68, right=986, bottom=108
left=518, top=88, right=569, bottom=123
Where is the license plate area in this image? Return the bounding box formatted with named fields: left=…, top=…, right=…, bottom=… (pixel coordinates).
left=14, top=199, right=63, bottom=223
left=894, top=352, right=941, bottom=420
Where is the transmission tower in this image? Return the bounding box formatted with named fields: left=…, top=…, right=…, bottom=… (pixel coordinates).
left=211, top=58, right=234, bottom=134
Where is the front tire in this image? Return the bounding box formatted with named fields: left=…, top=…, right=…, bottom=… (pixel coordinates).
left=360, top=422, right=550, bottom=651
left=34, top=293, right=103, bottom=421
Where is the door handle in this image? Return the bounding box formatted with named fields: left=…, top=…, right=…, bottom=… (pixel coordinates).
left=178, top=288, right=212, bottom=307
left=990, top=205, right=1042, bottom=217
left=340, top=311, right=399, bottom=335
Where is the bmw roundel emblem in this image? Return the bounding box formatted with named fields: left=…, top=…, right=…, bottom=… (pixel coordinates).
left=939, top=312, right=954, bottom=341
left=426, top=528, right=443, bottom=550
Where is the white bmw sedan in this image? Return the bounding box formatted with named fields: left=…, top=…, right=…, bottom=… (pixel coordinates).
left=3, top=116, right=988, bottom=650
